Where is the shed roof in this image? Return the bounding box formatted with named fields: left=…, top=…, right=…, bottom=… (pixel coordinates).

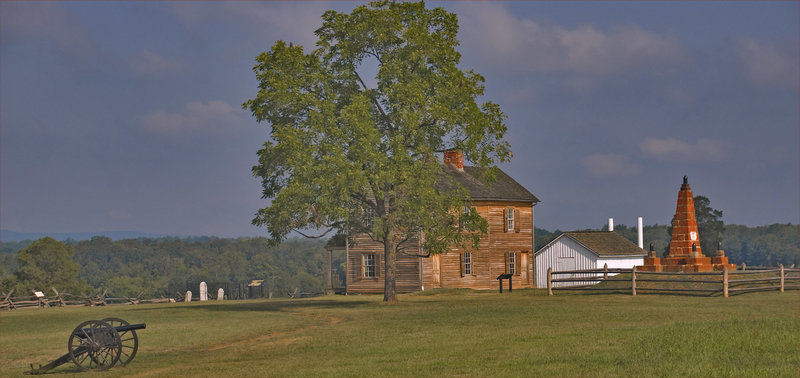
left=440, top=164, right=539, bottom=203
left=536, top=231, right=646, bottom=257
left=562, top=231, right=646, bottom=256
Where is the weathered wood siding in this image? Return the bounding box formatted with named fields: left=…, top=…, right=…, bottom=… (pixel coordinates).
left=422, top=201, right=535, bottom=290
left=346, top=233, right=422, bottom=294
left=347, top=201, right=535, bottom=293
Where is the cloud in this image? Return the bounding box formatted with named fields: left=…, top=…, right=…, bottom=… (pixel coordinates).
left=131, top=50, right=183, bottom=75
left=169, top=2, right=330, bottom=50
left=640, top=137, right=731, bottom=162
left=140, top=100, right=244, bottom=135
left=456, top=3, right=686, bottom=76
left=738, top=37, right=799, bottom=89
left=3, top=2, right=93, bottom=58
left=582, top=154, right=641, bottom=177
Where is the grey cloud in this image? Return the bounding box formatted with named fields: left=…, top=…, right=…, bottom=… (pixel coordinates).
left=169, top=2, right=330, bottom=50
left=3, top=2, right=93, bottom=58
left=456, top=3, right=686, bottom=76
left=582, top=154, right=641, bottom=177
left=131, top=50, right=183, bottom=75
left=140, top=100, right=244, bottom=135
left=738, top=37, right=799, bottom=89
left=640, top=137, right=732, bottom=162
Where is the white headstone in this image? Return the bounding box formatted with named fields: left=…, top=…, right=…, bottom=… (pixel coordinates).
left=217, top=288, right=224, bottom=300
left=199, top=282, right=208, bottom=301
left=185, top=290, right=192, bottom=302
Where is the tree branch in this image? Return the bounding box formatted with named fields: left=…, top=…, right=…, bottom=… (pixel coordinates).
left=292, top=225, right=340, bottom=239
left=352, top=69, right=393, bottom=130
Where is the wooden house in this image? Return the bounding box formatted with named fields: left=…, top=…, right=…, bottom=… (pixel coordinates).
left=534, top=231, right=646, bottom=287
left=342, top=151, right=540, bottom=294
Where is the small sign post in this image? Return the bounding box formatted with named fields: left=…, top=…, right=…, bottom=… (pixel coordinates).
left=496, top=274, right=513, bottom=293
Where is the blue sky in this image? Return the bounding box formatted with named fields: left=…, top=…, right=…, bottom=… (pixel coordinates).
left=2, top=1, right=798, bottom=238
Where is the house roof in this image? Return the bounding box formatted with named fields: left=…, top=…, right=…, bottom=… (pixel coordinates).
left=440, top=164, right=540, bottom=203
left=562, top=231, right=646, bottom=256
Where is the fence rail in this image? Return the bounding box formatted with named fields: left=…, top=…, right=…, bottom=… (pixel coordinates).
left=546, top=264, right=799, bottom=297
left=0, top=287, right=174, bottom=311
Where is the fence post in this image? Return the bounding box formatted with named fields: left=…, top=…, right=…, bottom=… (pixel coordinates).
left=547, top=267, right=553, bottom=296
left=723, top=266, right=728, bottom=298
left=603, top=263, right=608, bottom=280
left=631, top=266, right=637, bottom=296
left=779, top=264, right=785, bottom=292
left=742, top=262, right=746, bottom=271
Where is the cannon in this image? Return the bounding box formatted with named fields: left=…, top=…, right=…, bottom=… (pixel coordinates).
left=27, top=318, right=145, bottom=374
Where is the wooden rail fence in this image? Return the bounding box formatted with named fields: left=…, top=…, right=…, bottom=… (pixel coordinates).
left=547, top=264, right=800, bottom=297
left=0, top=287, right=174, bottom=311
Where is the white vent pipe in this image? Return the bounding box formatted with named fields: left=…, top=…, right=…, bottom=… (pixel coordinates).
left=608, top=218, right=614, bottom=232
left=637, top=217, right=644, bottom=249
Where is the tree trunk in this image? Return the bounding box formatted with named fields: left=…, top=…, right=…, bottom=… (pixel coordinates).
left=383, top=234, right=398, bottom=302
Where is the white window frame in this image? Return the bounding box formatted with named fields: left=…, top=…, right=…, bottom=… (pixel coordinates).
left=464, top=252, right=472, bottom=276
left=506, top=207, right=515, bottom=232
left=508, top=252, right=515, bottom=275
left=363, top=254, right=376, bottom=278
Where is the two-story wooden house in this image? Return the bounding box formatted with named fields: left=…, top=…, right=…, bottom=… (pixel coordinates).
left=341, top=151, right=539, bottom=294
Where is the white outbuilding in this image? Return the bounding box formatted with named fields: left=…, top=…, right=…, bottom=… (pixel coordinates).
left=534, top=231, right=647, bottom=287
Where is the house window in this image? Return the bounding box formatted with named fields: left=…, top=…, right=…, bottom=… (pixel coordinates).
left=459, top=205, right=473, bottom=230
left=506, top=207, right=514, bottom=232
left=464, top=252, right=472, bottom=276
left=508, top=252, right=515, bottom=275
left=363, top=254, right=376, bottom=278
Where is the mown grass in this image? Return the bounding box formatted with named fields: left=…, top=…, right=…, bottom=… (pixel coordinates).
left=1, top=289, right=797, bottom=377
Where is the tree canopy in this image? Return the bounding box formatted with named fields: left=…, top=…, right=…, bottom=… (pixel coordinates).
left=244, top=1, right=510, bottom=301
left=6, top=237, right=89, bottom=295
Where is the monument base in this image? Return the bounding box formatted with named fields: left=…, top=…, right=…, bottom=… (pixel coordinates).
left=639, top=254, right=736, bottom=272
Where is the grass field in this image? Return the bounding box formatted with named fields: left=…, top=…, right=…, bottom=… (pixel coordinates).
left=1, top=289, right=798, bottom=377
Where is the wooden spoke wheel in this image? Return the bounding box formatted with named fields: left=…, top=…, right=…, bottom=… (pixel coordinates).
left=68, top=320, right=122, bottom=371
left=101, top=317, right=139, bottom=366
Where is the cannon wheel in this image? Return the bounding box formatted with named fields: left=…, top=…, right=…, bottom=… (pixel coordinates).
left=101, top=317, right=139, bottom=366
left=68, top=320, right=122, bottom=371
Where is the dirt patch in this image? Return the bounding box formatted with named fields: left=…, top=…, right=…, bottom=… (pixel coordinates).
left=203, top=313, right=343, bottom=352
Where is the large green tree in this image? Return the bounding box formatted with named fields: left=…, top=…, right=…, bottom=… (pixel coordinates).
left=694, top=195, right=724, bottom=257
left=664, top=195, right=724, bottom=257
left=243, top=1, right=510, bottom=301
left=10, top=237, right=89, bottom=295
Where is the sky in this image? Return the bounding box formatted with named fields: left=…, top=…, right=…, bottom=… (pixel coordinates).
left=2, top=1, right=798, bottom=239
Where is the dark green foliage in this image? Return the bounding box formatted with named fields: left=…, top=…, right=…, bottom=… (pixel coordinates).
left=68, top=237, right=329, bottom=298
left=723, top=223, right=800, bottom=267
left=2, top=237, right=89, bottom=295
left=694, top=195, right=724, bottom=257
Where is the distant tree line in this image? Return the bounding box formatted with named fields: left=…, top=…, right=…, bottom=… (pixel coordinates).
left=1, top=236, right=338, bottom=299
left=1, top=212, right=797, bottom=298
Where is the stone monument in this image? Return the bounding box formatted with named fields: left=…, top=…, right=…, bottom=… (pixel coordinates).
left=200, top=282, right=208, bottom=301
left=639, top=176, right=736, bottom=272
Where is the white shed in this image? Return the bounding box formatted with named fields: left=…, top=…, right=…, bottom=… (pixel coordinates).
left=534, top=231, right=646, bottom=287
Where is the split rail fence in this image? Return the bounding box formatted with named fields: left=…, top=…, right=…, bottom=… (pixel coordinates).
left=546, top=264, right=800, bottom=297
left=0, top=287, right=173, bottom=311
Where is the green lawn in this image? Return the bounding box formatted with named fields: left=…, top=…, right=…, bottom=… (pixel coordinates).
left=1, top=289, right=798, bottom=377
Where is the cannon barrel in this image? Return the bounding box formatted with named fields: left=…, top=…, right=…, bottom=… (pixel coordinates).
left=74, top=323, right=146, bottom=338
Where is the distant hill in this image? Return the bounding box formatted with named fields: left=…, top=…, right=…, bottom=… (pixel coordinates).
left=0, top=229, right=171, bottom=242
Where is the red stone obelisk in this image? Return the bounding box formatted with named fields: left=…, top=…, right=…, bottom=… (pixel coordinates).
left=669, top=176, right=701, bottom=257
left=639, top=176, right=736, bottom=272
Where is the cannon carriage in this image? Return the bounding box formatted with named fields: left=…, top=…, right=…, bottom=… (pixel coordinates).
left=28, top=318, right=145, bottom=374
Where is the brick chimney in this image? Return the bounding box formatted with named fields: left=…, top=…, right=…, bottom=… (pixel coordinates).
left=443, top=150, right=464, bottom=171
left=668, top=176, right=702, bottom=257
